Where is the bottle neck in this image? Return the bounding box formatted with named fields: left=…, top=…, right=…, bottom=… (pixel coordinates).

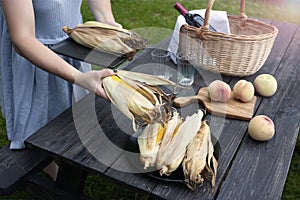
left=174, top=2, right=188, bottom=16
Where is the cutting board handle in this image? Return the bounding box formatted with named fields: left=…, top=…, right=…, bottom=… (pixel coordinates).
left=173, top=95, right=202, bottom=107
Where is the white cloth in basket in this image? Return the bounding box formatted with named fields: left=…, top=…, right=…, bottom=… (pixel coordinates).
left=168, top=9, right=230, bottom=64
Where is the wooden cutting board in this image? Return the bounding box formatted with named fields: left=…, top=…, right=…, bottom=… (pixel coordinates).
left=173, top=87, right=257, bottom=120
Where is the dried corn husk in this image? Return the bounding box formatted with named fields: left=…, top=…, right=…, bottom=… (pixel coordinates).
left=137, top=122, right=166, bottom=169
left=102, top=70, right=175, bottom=131
left=117, top=70, right=175, bottom=86
left=155, top=110, right=182, bottom=175
left=182, top=120, right=218, bottom=191
left=63, top=21, right=146, bottom=60
left=156, top=110, right=204, bottom=176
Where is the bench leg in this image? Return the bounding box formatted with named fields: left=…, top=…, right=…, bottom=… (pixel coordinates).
left=55, top=159, right=88, bottom=194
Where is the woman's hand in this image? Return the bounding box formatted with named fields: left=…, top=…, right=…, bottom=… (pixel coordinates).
left=107, top=21, right=122, bottom=29
left=75, top=68, right=116, bottom=100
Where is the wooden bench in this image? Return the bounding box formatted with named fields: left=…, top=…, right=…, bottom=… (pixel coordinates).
left=0, top=144, right=53, bottom=195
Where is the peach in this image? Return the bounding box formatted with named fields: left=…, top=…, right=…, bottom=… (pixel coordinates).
left=248, top=115, right=275, bottom=141
left=254, top=74, right=277, bottom=97
left=208, top=80, right=231, bottom=102
left=232, top=80, right=255, bottom=102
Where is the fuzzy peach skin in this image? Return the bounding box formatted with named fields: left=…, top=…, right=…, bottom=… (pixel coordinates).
left=208, top=80, right=231, bottom=102
left=254, top=74, right=277, bottom=97
left=248, top=115, right=275, bottom=141
left=233, top=80, right=255, bottom=102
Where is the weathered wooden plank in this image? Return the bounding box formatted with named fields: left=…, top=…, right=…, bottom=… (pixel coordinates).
left=217, top=23, right=300, bottom=199
left=25, top=94, right=95, bottom=156
left=58, top=96, right=134, bottom=173
left=0, top=145, right=52, bottom=195
left=26, top=92, right=137, bottom=190
left=25, top=112, right=80, bottom=157
left=60, top=123, right=133, bottom=174
left=25, top=93, right=113, bottom=157
left=104, top=151, right=156, bottom=199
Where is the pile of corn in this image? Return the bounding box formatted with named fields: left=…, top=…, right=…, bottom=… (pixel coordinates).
left=102, top=70, right=218, bottom=191
left=138, top=110, right=218, bottom=191
left=63, top=21, right=146, bottom=60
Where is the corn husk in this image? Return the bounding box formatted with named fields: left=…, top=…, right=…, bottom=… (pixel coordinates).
left=182, top=120, right=218, bottom=191
left=137, top=122, right=166, bottom=169
left=117, top=70, right=175, bottom=86
left=63, top=21, right=146, bottom=60
left=102, top=70, right=175, bottom=131
left=155, top=110, right=182, bottom=175
left=156, top=110, right=204, bottom=176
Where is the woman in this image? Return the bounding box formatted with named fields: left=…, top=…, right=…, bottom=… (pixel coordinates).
left=0, top=0, right=122, bottom=180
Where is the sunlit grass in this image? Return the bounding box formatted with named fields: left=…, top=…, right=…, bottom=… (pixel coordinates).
left=108, top=0, right=300, bottom=30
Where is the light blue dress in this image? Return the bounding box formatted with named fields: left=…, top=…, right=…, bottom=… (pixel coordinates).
left=0, top=0, right=90, bottom=149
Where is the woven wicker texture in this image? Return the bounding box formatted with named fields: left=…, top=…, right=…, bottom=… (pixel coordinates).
left=179, top=0, right=279, bottom=76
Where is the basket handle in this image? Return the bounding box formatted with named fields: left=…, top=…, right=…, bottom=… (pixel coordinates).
left=239, top=0, right=248, bottom=18
left=202, top=0, right=247, bottom=30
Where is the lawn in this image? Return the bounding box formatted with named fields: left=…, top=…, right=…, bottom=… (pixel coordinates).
left=0, top=0, right=299, bottom=199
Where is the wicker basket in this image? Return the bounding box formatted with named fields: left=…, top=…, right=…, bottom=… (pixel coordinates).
left=179, top=0, right=279, bottom=77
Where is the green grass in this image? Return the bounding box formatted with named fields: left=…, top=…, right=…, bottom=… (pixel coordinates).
left=1, top=0, right=300, bottom=199
left=109, top=0, right=300, bottom=30
left=0, top=114, right=8, bottom=147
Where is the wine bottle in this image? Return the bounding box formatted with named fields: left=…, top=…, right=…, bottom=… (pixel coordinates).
left=174, top=2, right=216, bottom=31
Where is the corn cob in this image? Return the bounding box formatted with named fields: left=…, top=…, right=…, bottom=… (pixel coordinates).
left=155, top=110, right=182, bottom=175
left=79, top=21, right=132, bottom=33
left=182, top=120, right=218, bottom=191
left=137, top=122, right=167, bottom=169
left=102, top=70, right=175, bottom=131
left=63, top=21, right=146, bottom=60
left=156, top=110, right=204, bottom=176
left=81, top=21, right=146, bottom=50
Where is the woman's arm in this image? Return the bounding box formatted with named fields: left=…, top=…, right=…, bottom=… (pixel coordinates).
left=2, top=0, right=79, bottom=83
left=87, top=0, right=122, bottom=28
left=2, top=0, right=114, bottom=99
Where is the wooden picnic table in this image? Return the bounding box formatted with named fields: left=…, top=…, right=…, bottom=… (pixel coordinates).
left=25, top=20, right=300, bottom=199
